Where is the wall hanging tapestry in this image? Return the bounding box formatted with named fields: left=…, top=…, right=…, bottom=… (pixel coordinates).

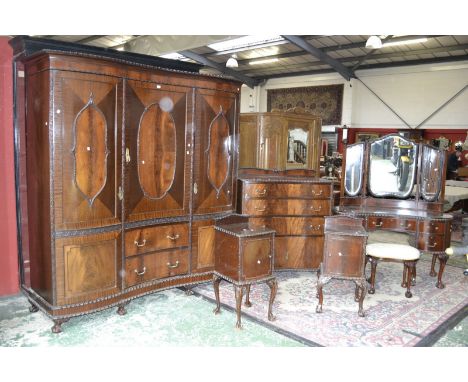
left=267, top=84, right=344, bottom=125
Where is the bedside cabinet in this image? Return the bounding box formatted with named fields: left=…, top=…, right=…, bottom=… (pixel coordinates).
left=316, top=215, right=368, bottom=317
left=213, top=223, right=277, bottom=328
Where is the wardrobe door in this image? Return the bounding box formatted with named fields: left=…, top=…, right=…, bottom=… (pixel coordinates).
left=52, top=71, right=122, bottom=231
left=192, top=89, right=238, bottom=215
left=124, top=81, right=191, bottom=222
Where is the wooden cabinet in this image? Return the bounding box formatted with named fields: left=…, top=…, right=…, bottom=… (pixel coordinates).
left=317, top=216, right=368, bottom=316
left=12, top=37, right=241, bottom=332
left=213, top=222, right=277, bottom=328
left=239, top=111, right=321, bottom=175
left=238, top=175, right=333, bottom=270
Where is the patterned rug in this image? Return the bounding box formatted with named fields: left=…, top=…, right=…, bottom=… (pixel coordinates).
left=193, top=260, right=468, bottom=347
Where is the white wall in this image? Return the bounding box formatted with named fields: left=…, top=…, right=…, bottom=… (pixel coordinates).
left=240, top=60, right=468, bottom=130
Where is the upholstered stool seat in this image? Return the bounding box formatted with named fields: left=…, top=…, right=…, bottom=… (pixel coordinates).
left=366, top=243, right=420, bottom=298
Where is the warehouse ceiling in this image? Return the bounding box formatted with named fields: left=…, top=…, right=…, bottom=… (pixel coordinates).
left=32, top=35, right=468, bottom=88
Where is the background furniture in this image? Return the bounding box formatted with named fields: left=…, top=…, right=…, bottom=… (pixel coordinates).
left=337, top=134, right=453, bottom=289
left=317, top=215, right=368, bottom=317
left=11, top=37, right=241, bottom=332
left=238, top=171, right=333, bottom=270
left=239, top=109, right=321, bottom=175
left=213, top=221, right=277, bottom=328
left=366, top=243, right=420, bottom=298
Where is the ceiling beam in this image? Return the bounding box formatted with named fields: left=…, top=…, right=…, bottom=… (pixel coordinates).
left=179, top=50, right=259, bottom=89
left=281, top=35, right=354, bottom=80
left=253, top=54, right=468, bottom=81
left=75, top=36, right=103, bottom=44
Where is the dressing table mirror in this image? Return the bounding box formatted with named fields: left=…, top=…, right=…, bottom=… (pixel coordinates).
left=337, top=134, right=452, bottom=289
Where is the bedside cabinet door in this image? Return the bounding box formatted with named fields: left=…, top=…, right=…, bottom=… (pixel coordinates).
left=323, top=234, right=365, bottom=277
left=241, top=237, right=272, bottom=281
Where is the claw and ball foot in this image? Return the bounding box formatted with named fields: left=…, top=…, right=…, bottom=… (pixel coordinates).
left=117, top=305, right=127, bottom=316
left=29, top=304, right=39, bottom=313
left=51, top=318, right=69, bottom=334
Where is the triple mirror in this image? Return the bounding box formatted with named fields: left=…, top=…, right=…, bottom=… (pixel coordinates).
left=343, top=134, right=444, bottom=201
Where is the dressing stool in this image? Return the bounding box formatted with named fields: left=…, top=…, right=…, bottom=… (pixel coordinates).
left=366, top=243, right=420, bottom=298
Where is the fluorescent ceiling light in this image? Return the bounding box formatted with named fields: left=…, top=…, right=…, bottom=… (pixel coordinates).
left=208, top=35, right=284, bottom=53
left=383, top=38, right=428, bottom=47
left=249, top=58, right=279, bottom=65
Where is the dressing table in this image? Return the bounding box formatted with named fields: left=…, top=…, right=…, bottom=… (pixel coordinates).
left=336, top=134, right=453, bottom=288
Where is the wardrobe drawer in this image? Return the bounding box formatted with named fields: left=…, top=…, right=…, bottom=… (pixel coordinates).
left=125, top=249, right=190, bottom=287
left=242, top=183, right=270, bottom=198
left=125, top=223, right=189, bottom=257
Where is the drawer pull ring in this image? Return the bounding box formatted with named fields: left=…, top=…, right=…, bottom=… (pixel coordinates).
left=254, top=207, right=267, bottom=212
left=255, top=189, right=267, bottom=196
left=167, top=234, right=180, bottom=241
left=134, top=239, right=146, bottom=247
left=312, top=190, right=323, bottom=196
left=309, top=205, right=322, bottom=212
left=134, top=267, right=146, bottom=276
left=167, top=261, right=179, bottom=269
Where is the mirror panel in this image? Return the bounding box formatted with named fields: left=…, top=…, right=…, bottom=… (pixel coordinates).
left=344, top=143, right=364, bottom=196
left=420, top=144, right=444, bottom=201
left=368, top=135, right=418, bottom=198
left=286, top=125, right=309, bottom=169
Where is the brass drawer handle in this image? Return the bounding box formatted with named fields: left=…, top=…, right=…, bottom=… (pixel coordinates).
left=167, top=234, right=180, bottom=241
left=312, top=189, right=323, bottom=196
left=428, top=242, right=437, bottom=248
left=375, top=221, right=383, bottom=227
left=309, top=224, right=321, bottom=231
left=134, top=267, right=146, bottom=276
left=255, top=189, right=267, bottom=196
left=254, top=206, right=267, bottom=212
left=257, top=260, right=261, bottom=264
left=338, top=252, right=343, bottom=257
left=400, top=222, right=411, bottom=228
left=309, top=205, right=322, bottom=212
left=167, top=260, right=180, bottom=269
left=125, top=147, right=131, bottom=163
left=134, top=239, right=146, bottom=247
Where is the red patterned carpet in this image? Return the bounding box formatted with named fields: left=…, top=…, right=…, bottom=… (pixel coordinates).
left=193, top=259, right=468, bottom=346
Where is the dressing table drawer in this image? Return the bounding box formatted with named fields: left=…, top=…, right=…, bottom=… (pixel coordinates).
left=417, top=234, right=446, bottom=252
left=419, top=220, right=447, bottom=234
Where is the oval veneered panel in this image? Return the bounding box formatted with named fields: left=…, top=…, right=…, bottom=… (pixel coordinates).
left=207, top=111, right=230, bottom=197
left=74, top=102, right=108, bottom=205
left=138, top=103, right=176, bottom=199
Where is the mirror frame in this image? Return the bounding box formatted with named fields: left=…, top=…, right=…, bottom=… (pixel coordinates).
left=344, top=142, right=365, bottom=197
left=419, top=143, right=445, bottom=202
left=367, top=134, right=418, bottom=199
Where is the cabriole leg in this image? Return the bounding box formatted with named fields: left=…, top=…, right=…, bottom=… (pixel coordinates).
left=436, top=254, right=448, bottom=289
left=430, top=254, right=437, bottom=277
left=213, top=275, right=222, bottom=315
left=244, top=284, right=252, bottom=307
left=234, top=285, right=245, bottom=329
left=266, top=278, right=278, bottom=321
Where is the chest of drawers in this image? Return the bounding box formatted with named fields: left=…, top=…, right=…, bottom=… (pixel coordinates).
left=238, top=175, right=333, bottom=270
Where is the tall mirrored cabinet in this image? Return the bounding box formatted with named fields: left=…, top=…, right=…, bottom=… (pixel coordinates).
left=239, top=109, right=321, bottom=176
